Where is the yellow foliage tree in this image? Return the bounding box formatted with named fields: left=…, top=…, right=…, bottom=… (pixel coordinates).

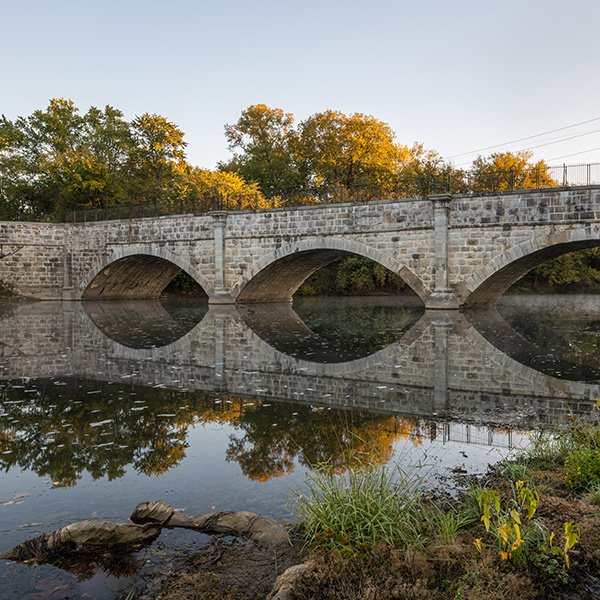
left=295, top=110, right=411, bottom=201
left=178, top=166, right=275, bottom=210
left=470, top=151, right=556, bottom=192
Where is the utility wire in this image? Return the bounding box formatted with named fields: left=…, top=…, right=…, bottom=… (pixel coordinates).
left=445, top=116, right=600, bottom=159
left=520, top=128, right=600, bottom=151
left=546, top=146, right=600, bottom=162
left=454, top=129, right=600, bottom=167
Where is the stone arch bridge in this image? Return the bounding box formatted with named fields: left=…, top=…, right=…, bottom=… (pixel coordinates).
left=1, top=187, right=600, bottom=308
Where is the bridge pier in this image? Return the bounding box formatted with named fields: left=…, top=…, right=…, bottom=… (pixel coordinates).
left=425, top=195, right=459, bottom=309
left=209, top=212, right=236, bottom=304
left=431, top=313, right=454, bottom=413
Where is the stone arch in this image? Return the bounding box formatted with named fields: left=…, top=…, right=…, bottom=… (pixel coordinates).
left=462, top=226, right=600, bottom=306
left=80, top=245, right=213, bottom=300
left=231, top=238, right=430, bottom=303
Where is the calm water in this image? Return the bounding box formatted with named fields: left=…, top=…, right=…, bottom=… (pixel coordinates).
left=0, top=295, right=599, bottom=599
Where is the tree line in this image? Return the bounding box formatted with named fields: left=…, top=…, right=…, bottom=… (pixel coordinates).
left=221, top=104, right=556, bottom=203
left=1, top=99, right=598, bottom=291
left=0, top=99, right=267, bottom=220
left=1, top=99, right=558, bottom=220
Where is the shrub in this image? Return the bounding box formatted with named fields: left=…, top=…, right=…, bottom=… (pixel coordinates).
left=560, top=419, right=600, bottom=490
left=0, top=279, right=16, bottom=297
left=564, top=445, right=600, bottom=490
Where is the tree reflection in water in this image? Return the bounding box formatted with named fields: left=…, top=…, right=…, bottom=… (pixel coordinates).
left=0, top=380, right=422, bottom=486
left=225, top=403, right=422, bottom=481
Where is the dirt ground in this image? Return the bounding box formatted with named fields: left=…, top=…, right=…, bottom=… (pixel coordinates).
left=131, top=532, right=304, bottom=600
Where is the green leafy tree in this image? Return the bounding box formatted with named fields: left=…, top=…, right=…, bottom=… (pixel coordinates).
left=127, top=113, right=188, bottom=205
left=221, top=104, right=300, bottom=201
left=0, top=99, right=134, bottom=218
left=0, top=98, right=83, bottom=218
left=299, top=257, right=409, bottom=296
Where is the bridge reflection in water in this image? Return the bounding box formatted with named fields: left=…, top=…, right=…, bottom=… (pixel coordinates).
left=1, top=299, right=599, bottom=420
left=0, top=297, right=599, bottom=486
left=84, top=299, right=600, bottom=425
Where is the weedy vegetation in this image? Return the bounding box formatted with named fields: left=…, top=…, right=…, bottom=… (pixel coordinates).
left=292, top=407, right=600, bottom=599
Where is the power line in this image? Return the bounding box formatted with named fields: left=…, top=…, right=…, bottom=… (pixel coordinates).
left=546, top=146, right=600, bottom=162
left=445, top=116, right=600, bottom=159
left=454, top=129, right=600, bottom=167
left=523, top=128, right=600, bottom=151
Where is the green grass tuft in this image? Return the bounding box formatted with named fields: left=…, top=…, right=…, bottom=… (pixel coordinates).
left=295, top=465, right=429, bottom=554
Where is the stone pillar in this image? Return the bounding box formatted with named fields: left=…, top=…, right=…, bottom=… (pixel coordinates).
left=209, top=212, right=235, bottom=304
left=211, top=305, right=237, bottom=390
left=426, top=194, right=459, bottom=309
left=62, top=248, right=75, bottom=300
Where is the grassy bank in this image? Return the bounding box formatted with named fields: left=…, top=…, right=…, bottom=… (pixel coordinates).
left=290, top=413, right=600, bottom=599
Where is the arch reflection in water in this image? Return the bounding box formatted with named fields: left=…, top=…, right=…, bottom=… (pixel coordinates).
left=494, top=295, right=600, bottom=381
left=83, top=298, right=208, bottom=349
left=239, top=296, right=424, bottom=362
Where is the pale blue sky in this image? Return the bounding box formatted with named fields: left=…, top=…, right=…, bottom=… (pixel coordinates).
left=2, top=0, right=600, bottom=168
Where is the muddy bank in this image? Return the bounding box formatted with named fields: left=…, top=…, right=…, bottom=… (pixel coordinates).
left=131, top=533, right=304, bottom=600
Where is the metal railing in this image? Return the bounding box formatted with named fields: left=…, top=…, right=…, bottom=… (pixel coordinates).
left=429, top=162, right=600, bottom=195
left=53, top=161, right=600, bottom=223
left=58, top=197, right=218, bottom=224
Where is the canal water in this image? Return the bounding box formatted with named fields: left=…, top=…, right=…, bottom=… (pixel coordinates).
left=0, top=295, right=599, bottom=598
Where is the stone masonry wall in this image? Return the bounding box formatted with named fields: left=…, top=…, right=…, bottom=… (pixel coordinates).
left=446, top=188, right=600, bottom=299
left=0, top=222, right=66, bottom=298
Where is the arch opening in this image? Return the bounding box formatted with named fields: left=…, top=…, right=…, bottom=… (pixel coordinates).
left=236, top=248, right=426, bottom=304
left=468, top=305, right=600, bottom=382
left=82, top=254, right=208, bottom=300
left=465, top=240, right=600, bottom=306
